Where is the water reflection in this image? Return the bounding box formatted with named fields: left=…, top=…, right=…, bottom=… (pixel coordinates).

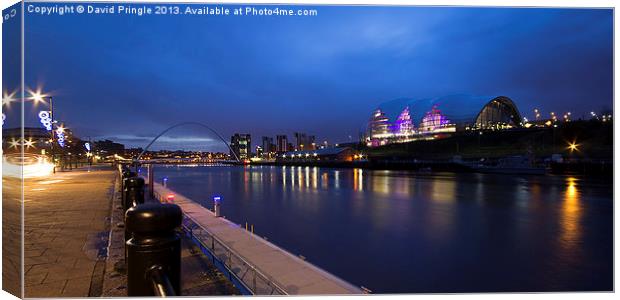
left=334, top=170, right=340, bottom=189
left=560, top=177, right=582, bottom=252
left=372, top=171, right=390, bottom=195
left=321, top=172, right=328, bottom=189
left=155, top=165, right=612, bottom=293
left=431, top=176, right=456, bottom=202
left=353, top=168, right=363, bottom=192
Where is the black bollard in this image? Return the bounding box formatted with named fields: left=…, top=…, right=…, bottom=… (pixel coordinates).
left=123, top=177, right=146, bottom=249
left=120, top=170, right=136, bottom=206
left=126, top=203, right=182, bottom=296
left=122, top=170, right=135, bottom=179
left=123, top=176, right=144, bottom=211
left=121, top=164, right=131, bottom=175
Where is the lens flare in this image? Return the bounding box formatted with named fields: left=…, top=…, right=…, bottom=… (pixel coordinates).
left=3, top=153, right=55, bottom=178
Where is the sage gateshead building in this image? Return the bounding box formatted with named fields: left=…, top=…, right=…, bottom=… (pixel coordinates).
left=366, top=94, right=523, bottom=147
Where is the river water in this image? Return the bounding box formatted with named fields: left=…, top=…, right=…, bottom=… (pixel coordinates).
left=152, top=164, right=612, bottom=293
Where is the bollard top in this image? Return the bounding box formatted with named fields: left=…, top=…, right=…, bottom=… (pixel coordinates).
left=123, top=171, right=137, bottom=178
left=125, top=203, right=182, bottom=235
left=124, top=176, right=144, bottom=187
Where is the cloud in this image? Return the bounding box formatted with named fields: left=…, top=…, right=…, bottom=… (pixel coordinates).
left=23, top=5, right=613, bottom=150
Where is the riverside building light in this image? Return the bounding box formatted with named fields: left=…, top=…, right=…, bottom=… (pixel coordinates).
left=366, top=95, right=522, bottom=147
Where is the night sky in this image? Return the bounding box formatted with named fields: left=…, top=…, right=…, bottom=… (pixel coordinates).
left=8, top=3, right=614, bottom=151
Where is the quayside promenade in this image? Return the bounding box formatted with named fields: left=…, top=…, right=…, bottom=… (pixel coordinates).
left=153, top=182, right=363, bottom=295
left=20, top=164, right=238, bottom=297
left=23, top=166, right=115, bottom=297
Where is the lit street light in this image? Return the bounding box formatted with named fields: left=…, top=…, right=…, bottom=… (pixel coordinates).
left=567, top=141, right=579, bottom=153
left=3, top=90, right=16, bottom=107
left=28, top=89, right=57, bottom=173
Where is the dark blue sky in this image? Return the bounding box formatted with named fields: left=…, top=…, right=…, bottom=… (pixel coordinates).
left=15, top=3, right=614, bottom=151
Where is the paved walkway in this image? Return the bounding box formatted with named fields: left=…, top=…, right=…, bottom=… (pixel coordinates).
left=101, top=175, right=239, bottom=297
left=154, top=183, right=363, bottom=295
left=3, top=175, right=23, bottom=297
left=23, top=165, right=116, bottom=297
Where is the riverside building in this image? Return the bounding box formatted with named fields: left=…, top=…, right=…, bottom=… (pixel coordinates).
left=366, top=95, right=523, bottom=147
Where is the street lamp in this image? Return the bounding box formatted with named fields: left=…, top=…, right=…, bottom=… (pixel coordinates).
left=567, top=141, right=579, bottom=153
left=2, top=90, right=16, bottom=107
left=29, top=90, right=57, bottom=173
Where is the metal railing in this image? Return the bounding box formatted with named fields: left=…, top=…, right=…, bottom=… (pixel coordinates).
left=147, top=265, right=177, bottom=297
left=153, top=190, right=288, bottom=295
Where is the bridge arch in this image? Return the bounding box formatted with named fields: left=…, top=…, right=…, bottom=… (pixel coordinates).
left=134, top=122, right=240, bottom=162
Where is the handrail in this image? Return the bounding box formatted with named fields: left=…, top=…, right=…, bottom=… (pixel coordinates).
left=148, top=265, right=177, bottom=297
left=185, top=216, right=287, bottom=295
left=154, top=190, right=288, bottom=295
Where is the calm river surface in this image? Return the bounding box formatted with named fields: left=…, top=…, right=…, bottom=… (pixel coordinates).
left=152, top=164, right=612, bottom=293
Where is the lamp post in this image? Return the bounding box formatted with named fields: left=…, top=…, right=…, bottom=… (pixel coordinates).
left=31, top=91, right=56, bottom=173
left=45, top=96, right=57, bottom=173
left=48, top=96, right=56, bottom=173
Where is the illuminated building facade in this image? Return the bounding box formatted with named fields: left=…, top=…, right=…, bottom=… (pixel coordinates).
left=308, top=135, right=316, bottom=150
left=261, top=136, right=276, bottom=159
left=276, top=135, right=288, bottom=153
left=294, top=132, right=306, bottom=150
left=293, top=132, right=316, bottom=151
left=256, top=145, right=263, bottom=158
left=366, top=95, right=522, bottom=147
left=418, top=105, right=454, bottom=134
left=474, top=97, right=522, bottom=130
left=368, top=108, right=393, bottom=146
left=392, top=106, right=416, bottom=142
left=230, top=133, right=251, bottom=160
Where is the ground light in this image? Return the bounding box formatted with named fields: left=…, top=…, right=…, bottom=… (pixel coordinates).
left=213, top=196, right=222, bottom=217
left=166, top=194, right=175, bottom=203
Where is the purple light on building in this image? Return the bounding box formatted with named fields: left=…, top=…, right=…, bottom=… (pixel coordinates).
left=420, top=105, right=451, bottom=133
left=392, top=106, right=415, bottom=137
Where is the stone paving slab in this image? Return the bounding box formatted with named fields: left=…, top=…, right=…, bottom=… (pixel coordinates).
left=3, top=175, right=23, bottom=297
left=154, top=183, right=363, bottom=295
left=23, top=165, right=115, bottom=298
